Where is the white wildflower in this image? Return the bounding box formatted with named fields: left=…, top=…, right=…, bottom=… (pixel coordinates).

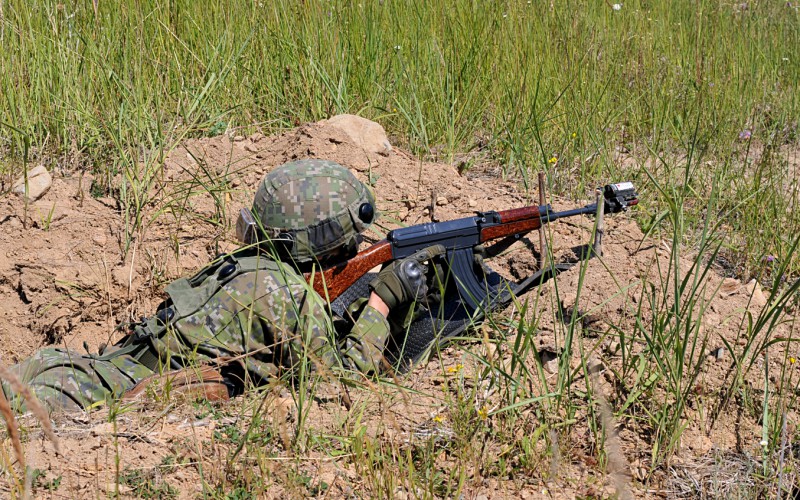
left=612, top=3, right=622, bottom=10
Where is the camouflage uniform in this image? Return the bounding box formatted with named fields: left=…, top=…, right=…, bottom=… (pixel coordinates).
left=1, top=160, right=391, bottom=413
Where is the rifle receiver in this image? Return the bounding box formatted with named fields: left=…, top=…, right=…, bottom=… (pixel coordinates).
left=602, top=182, right=638, bottom=213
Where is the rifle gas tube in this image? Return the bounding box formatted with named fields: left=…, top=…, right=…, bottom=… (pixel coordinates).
left=309, top=182, right=638, bottom=303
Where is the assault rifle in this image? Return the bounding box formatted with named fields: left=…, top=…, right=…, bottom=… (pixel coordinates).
left=310, top=182, right=638, bottom=306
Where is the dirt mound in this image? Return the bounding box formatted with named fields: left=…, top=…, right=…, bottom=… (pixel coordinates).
left=1, top=118, right=795, bottom=497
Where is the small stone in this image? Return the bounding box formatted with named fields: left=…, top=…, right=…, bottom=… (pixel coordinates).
left=721, top=277, right=740, bottom=295
left=105, top=484, right=132, bottom=494
left=91, top=422, right=114, bottom=437
left=468, top=199, right=478, bottom=208
left=745, top=279, right=767, bottom=307
left=436, top=196, right=449, bottom=206
left=405, top=199, right=416, bottom=209
left=11, top=165, right=52, bottom=202
left=422, top=208, right=430, bottom=216
left=709, top=347, right=726, bottom=360
left=233, top=135, right=245, bottom=142
left=539, top=349, right=559, bottom=374
left=587, top=357, right=604, bottom=374
left=92, top=234, right=107, bottom=247
left=249, top=132, right=264, bottom=142
left=244, top=143, right=259, bottom=153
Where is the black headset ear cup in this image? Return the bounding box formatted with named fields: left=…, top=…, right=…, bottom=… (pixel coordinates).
left=277, top=232, right=294, bottom=251
left=358, top=203, right=375, bottom=224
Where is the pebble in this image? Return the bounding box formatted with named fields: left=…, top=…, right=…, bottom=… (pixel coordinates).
left=436, top=196, right=449, bottom=206
left=249, top=132, right=264, bottom=142
left=90, top=422, right=114, bottom=437
left=721, top=277, right=740, bottom=295
left=606, top=341, right=621, bottom=355
left=587, top=357, right=604, bottom=374
left=539, top=349, right=559, bottom=374
left=745, top=279, right=767, bottom=307
left=244, top=143, right=259, bottom=153
left=11, top=165, right=52, bottom=202
left=233, top=135, right=245, bottom=142
left=709, top=347, right=726, bottom=360
left=468, top=198, right=478, bottom=208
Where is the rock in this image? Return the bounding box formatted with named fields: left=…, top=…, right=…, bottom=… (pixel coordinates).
left=587, top=357, right=604, bottom=374
left=325, top=114, right=393, bottom=156
left=244, top=143, right=259, bottom=153
left=721, top=277, right=740, bottom=295
left=745, top=279, right=767, bottom=307
left=92, top=234, right=107, bottom=247
left=436, top=196, right=449, bottom=206
left=233, top=135, right=245, bottom=142
left=539, top=349, right=559, bottom=374
left=708, top=347, right=726, bottom=360
left=606, top=341, right=621, bottom=355
left=249, top=132, right=264, bottom=142
left=11, top=165, right=52, bottom=201
left=468, top=198, right=478, bottom=208
left=105, top=484, right=133, bottom=495
left=91, top=422, right=114, bottom=437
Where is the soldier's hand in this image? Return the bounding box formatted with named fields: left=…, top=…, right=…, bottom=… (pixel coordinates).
left=369, top=244, right=446, bottom=310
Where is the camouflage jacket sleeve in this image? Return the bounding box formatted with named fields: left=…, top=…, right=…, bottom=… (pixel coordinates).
left=339, top=304, right=391, bottom=375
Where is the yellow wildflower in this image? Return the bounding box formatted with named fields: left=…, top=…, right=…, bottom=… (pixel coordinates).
left=446, top=364, right=464, bottom=374
left=433, top=415, right=444, bottom=423
left=790, top=357, right=796, bottom=364
left=548, top=156, right=558, bottom=164
left=478, top=405, right=489, bottom=420
left=571, top=132, right=577, bottom=139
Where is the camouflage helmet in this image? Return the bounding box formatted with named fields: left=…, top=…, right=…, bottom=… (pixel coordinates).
left=237, top=159, right=377, bottom=264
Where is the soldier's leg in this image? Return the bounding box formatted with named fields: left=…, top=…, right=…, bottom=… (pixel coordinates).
left=1, top=348, right=154, bottom=413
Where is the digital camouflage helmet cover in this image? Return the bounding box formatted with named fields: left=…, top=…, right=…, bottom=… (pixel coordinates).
left=237, top=159, right=377, bottom=264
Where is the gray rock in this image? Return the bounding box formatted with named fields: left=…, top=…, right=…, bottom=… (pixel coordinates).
left=709, top=347, right=726, bottom=360
left=12, top=165, right=52, bottom=201
left=326, top=114, right=392, bottom=156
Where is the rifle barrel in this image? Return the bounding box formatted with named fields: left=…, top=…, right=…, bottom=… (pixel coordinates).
left=543, top=204, right=598, bottom=222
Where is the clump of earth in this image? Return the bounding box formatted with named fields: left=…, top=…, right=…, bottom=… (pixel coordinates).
left=0, top=116, right=794, bottom=498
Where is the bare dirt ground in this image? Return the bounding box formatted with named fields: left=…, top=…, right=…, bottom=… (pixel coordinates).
left=1, top=120, right=798, bottom=498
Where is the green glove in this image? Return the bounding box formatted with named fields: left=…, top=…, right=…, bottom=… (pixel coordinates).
left=369, top=245, right=446, bottom=310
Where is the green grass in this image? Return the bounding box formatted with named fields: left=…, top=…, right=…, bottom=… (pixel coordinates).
left=2, top=1, right=800, bottom=498
left=1, top=0, right=798, bottom=274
